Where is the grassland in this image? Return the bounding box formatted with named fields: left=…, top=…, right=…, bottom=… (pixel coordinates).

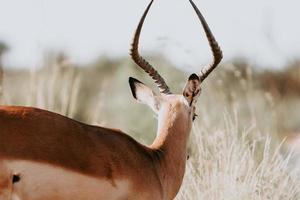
left=1, top=54, right=300, bottom=199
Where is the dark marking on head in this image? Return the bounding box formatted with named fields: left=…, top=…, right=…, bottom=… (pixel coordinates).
left=183, top=73, right=201, bottom=106
left=129, top=77, right=143, bottom=99
left=188, top=73, right=200, bottom=81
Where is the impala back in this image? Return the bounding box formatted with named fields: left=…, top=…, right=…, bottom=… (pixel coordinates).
left=0, top=106, right=162, bottom=200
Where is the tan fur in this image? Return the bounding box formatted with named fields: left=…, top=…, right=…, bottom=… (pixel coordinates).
left=0, top=0, right=222, bottom=198
left=0, top=94, right=194, bottom=200
left=0, top=161, right=13, bottom=200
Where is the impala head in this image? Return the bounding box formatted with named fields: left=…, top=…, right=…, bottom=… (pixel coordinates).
left=129, top=0, right=222, bottom=127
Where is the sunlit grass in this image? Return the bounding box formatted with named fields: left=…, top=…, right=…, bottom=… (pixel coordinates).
left=177, top=116, right=299, bottom=200
left=1, top=55, right=300, bottom=199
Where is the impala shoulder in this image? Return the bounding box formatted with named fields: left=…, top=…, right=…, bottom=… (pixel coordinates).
left=0, top=106, right=81, bottom=124
left=0, top=106, right=52, bottom=117
left=0, top=106, right=39, bottom=119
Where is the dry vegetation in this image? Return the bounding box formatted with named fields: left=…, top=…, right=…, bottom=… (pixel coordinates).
left=1, top=54, right=300, bottom=199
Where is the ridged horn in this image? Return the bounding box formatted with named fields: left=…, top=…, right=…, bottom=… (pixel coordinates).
left=189, top=0, right=223, bottom=82
left=130, top=0, right=171, bottom=94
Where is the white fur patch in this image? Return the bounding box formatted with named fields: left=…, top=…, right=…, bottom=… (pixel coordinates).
left=4, top=159, right=130, bottom=200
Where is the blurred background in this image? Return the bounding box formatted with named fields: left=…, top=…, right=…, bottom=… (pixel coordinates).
left=0, top=0, right=299, bottom=140
left=0, top=0, right=300, bottom=198
left=0, top=0, right=300, bottom=68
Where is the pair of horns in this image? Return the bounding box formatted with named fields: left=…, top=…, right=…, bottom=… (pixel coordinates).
left=130, top=0, right=223, bottom=94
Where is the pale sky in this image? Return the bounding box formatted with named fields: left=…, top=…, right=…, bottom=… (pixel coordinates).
left=0, top=0, right=299, bottom=69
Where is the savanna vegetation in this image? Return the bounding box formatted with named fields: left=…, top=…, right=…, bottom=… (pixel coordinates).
left=1, top=51, right=300, bottom=199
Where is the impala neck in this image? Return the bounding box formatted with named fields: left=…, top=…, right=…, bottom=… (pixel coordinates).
left=150, top=102, right=192, bottom=198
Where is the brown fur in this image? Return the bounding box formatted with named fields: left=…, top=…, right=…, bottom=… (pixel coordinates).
left=0, top=96, right=194, bottom=200
left=0, top=0, right=221, bottom=197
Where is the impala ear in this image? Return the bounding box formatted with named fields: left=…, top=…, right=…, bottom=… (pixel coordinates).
left=129, top=77, right=160, bottom=112
left=183, top=74, right=201, bottom=106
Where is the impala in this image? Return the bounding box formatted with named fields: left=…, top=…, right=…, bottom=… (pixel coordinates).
left=0, top=0, right=222, bottom=199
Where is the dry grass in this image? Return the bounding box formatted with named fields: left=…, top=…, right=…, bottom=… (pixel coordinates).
left=1, top=54, right=300, bottom=199
left=177, top=117, right=299, bottom=200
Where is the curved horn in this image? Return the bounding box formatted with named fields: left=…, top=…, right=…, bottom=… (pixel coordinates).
left=130, top=0, right=171, bottom=94
left=189, top=0, right=223, bottom=82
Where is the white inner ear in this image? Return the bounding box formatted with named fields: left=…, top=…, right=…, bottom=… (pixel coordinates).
left=135, top=82, right=160, bottom=113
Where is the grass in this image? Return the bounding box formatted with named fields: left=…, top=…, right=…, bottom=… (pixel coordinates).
left=1, top=54, right=300, bottom=199
left=177, top=117, right=299, bottom=200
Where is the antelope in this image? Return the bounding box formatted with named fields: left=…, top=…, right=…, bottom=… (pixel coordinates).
left=0, top=0, right=222, bottom=199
